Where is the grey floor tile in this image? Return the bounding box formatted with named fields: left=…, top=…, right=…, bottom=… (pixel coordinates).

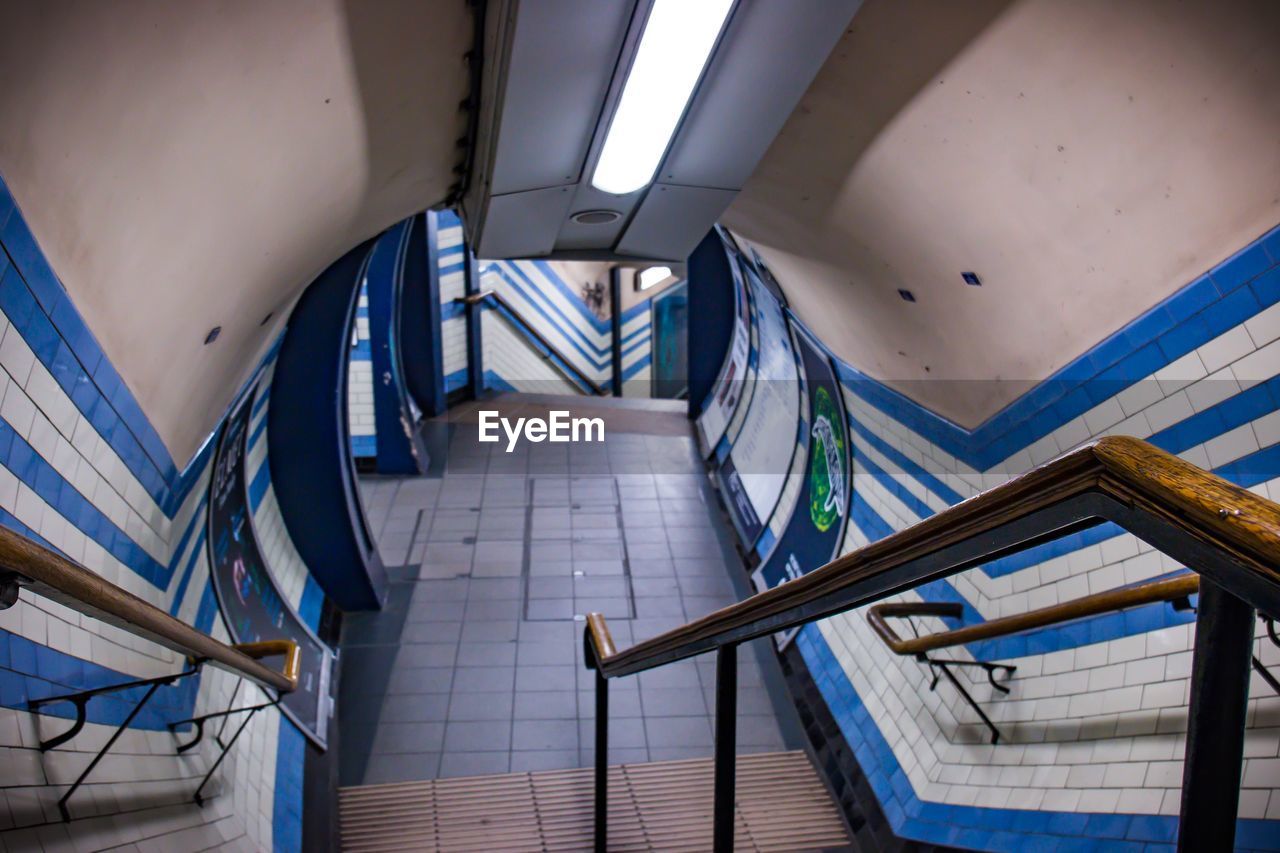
left=394, top=643, right=458, bottom=668
left=580, top=747, right=649, bottom=766
left=444, top=720, right=513, bottom=752
left=511, top=750, right=579, bottom=772
left=512, top=719, right=578, bottom=751
left=405, top=601, right=467, bottom=623
left=452, top=666, right=515, bottom=692
left=455, top=641, right=518, bottom=667
left=580, top=717, right=646, bottom=749
left=467, top=578, right=523, bottom=599
left=386, top=666, right=454, bottom=695
left=647, top=746, right=710, bottom=762
left=516, top=641, right=576, bottom=667
left=515, top=665, right=577, bottom=693
left=410, top=578, right=471, bottom=601
left=439, top=752, right=510, bottom=778
left=574, top=560, right=625, bottom=576
left=640, top=686, right=709, bottom=717
left=631, top=577, right=681, bottom=597
left=529, top=559, right=575, bottom=576
left=526, top=599, right=574, bottom=620
left=633, top=597, right=684, bottom=618
left=573, top=577, right=629, bottom=597
left=471, top=561, right=523, bottom=578
left=514, top=691, right=578, bottom=720
left=402, top=621, right=463, bottom=644
left=464, top=599, right=522, bottom=621
left=527, top=577, right=573, bottom=599
left=638, top=664, right=700, bottom=690
left=735, top=715, right=786, bottom=747
left=447, top=691, right=515, bottom=722
left=363, top=753, right=441, bottom=784
left=379, top=694, right=452, bottom=724
left=461, top=620, right=519, bottom=642
left=371, top=722, right=446, bottom=754
left=644, top=717, right=713, bottom=749
left=518, top=620, right=576, bottom=643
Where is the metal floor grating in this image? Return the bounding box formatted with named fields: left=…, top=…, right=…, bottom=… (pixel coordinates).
left=337, top=750, right=851, bottom=851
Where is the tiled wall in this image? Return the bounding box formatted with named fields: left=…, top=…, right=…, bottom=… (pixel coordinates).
left=434, top=210, right=657, bottom=397
left=0, top=175, right=324, bottom=851
left=347, top=282, right=375, bottom=458
left=744, top=223, right=1280, bottom=850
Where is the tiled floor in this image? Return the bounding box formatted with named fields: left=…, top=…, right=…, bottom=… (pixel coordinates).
left=338, top=397, right=798, bottom=786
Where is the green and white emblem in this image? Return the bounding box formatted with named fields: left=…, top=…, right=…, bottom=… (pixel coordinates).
left=808, top=387, right=847, bottom=532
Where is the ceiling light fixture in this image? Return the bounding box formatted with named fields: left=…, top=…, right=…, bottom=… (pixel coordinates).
left=591, top=0, right=735, bottom=195
left=637, top=266, right=672, bottom=291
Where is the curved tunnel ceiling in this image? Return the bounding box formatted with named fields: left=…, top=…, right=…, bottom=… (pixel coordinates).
left=0, top=0, right=471, bottom=463
left=723, top=0, right=1280, bottom=429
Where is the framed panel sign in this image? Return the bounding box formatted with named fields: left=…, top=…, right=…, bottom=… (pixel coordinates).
left=751, top=321, right=850, bottom=648
left=208, top=381, right=334, bottom=748
left=718, top=266, right=801, bottom=546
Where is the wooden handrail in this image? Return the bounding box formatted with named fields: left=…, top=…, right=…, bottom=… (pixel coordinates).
left=0, top=527, right=298, bottom=693
left=867, top=574, right=1200, bottom=656
left=458, top=289, right=609, bottom=396
left=587, top=436, right=1280, bottom=678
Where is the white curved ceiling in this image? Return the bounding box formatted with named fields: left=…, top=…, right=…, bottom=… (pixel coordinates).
left=0, top=0, right=471, bottom=463
left=724, top=0, right=1280, bottom=428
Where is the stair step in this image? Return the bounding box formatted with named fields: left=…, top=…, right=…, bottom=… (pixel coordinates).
left=338, top=750, right=850, bottom=851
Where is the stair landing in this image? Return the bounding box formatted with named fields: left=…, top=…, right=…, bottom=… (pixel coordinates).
left=338, top=750, right=851, bottom=851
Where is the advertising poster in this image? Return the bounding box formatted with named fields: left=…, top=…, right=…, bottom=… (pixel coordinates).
left=208, top=383, right=334, bottom=748
left=751, top=322, right=850, bottom=648
left=718, top=267, right=800, bottom=546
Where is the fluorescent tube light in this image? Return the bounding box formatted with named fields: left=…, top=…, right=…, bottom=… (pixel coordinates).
left=592, top=0, right=735, bottom=195
left=637, top=266, right=672, bottom=291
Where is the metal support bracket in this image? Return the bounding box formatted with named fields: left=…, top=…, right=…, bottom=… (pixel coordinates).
left=916, top=654, right=1017, bottom=744
left=0, top=571, right=30, bottom=610
left=191, top=693, right=282, bottom=807
left=28, top=665, right=201, bottom=821
left=168, top=693, right=280, bottom=755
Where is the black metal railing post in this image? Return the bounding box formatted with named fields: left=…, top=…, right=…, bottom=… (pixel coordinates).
left=1178, top=578, right=1254, bottom=851
left=713, top=643, right=738, bottom=852
left=594, top=663, right=608, bottom=852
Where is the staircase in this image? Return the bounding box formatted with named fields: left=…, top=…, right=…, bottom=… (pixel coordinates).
left=337, top=750, right=851, bottom=851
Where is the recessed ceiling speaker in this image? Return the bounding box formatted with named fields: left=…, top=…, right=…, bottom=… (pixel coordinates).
left=571, top=209, right=622, bottom=225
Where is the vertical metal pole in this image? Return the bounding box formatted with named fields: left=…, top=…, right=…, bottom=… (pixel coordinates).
left=713, top=643, right=738, bottom=853
left=463, top=245, right=484, bottom=400
left=609, top=268, right=623, bottom=397
left=1178, top=578, right=1254, bottom=851
left=594, top=663, right=609, bottom=853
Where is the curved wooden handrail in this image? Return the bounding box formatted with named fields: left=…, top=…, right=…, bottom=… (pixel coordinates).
left=459, top=289, right=609, bottom=396
left=867, top=574, right=1200, bottom=656
left=587, top=436, right=1280, bottom=678
left=0, top=527, right=298, bottom=693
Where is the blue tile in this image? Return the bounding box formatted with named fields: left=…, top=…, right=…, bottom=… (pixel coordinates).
left=1166, top=275, right=1220, bottom=322
left=1156, top=315, right=1211, bottom=363
left=1263, top=225, right=1280, bottom=264
left=1201, top=284, right=1260, bottom=335
left=0, top=209, right=63, bottom=311
left=1253, top=266, right=1280, bottom=309
left=1210, top=242, right=1271, bottom=293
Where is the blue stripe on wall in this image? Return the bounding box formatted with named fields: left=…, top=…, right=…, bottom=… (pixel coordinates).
left=795, top=625, right=1278, bottom=851
left=0, top=178, right=180, bottom=508
left=833, top=223, right=1280, bottom=471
